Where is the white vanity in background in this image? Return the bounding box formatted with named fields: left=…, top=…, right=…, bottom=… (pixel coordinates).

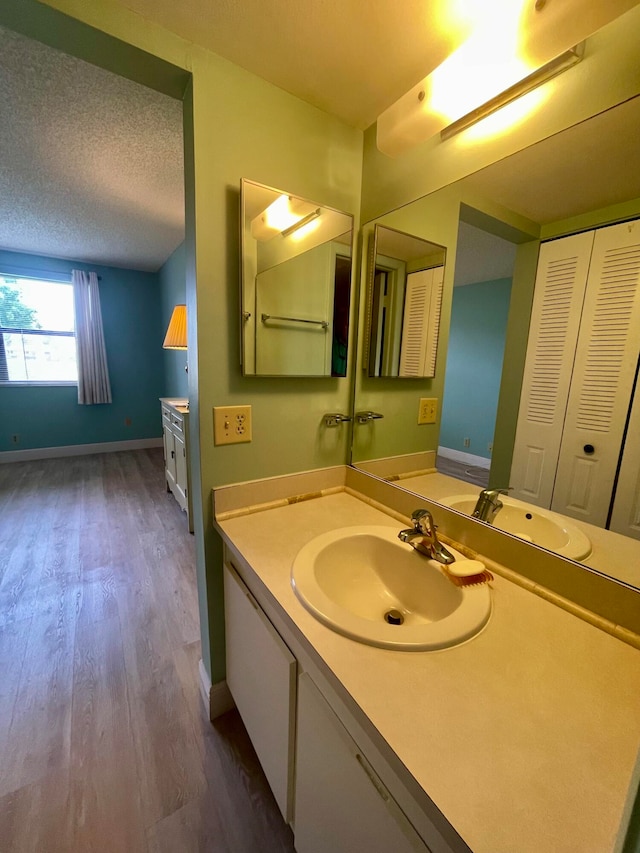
left=160, top=398, right=193, bottom=532
left=213, top=467, right=640, bottom=853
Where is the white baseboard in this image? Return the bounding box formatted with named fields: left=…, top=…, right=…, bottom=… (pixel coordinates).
left=0, top=437, right=163, bottom=464
left=198, top=659, right=212, bottom=715
left=199, top=659, right=235, bottom=720
left=437, top=446, right=491, bottom=469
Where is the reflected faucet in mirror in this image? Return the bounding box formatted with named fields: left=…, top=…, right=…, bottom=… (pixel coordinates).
left=472, top=489, right=511, bottom=524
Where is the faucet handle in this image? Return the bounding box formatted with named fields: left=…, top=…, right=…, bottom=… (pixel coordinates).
left=411, top=508, right=435, bottom=534
left=482, top=487, right=511, bottom=499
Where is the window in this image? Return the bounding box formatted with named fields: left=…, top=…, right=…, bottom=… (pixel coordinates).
left=0, top=274, right=77, bottom=383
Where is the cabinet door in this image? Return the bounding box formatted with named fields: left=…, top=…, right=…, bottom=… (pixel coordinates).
left=173, top=431, right=188, bottom=512
left=510, top=231, right=594, bottom=506
left=294, top=673, right=430, bottom=853
left=163, top=424, right=177, bottom=490
left=551, top=220, right=640, bottom=525
left=223, top=563, right=296, bottom=823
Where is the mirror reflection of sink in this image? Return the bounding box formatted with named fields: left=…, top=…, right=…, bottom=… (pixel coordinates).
left=291, top=526, right=491, bottom=651
left=440, top=495, right=591, bottom=561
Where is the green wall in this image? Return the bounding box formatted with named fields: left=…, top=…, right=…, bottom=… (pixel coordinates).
left=159, top=241, right=188, bottom=398
left=0, top=249, right=164, bottom=452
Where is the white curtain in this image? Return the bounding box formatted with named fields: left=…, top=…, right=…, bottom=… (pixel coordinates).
left=72, top=270, right=112, bottom=405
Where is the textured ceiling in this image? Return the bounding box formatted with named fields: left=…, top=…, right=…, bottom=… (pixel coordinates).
left=0, top=25, right=184, bottom=272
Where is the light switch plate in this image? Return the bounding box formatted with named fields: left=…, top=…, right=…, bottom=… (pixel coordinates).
left=418, top=398, right=437, bottom=425
left=213, top=405, right=252, bottom=445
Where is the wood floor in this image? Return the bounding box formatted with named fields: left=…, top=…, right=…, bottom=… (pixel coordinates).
left=0, top=449, right=295, bottom=853
left=435, top=455, right=490, bottom=488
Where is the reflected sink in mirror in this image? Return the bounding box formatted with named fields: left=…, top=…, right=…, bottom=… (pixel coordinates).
left=291, top=526, right=491, bottom=650
left=440, top=494, right=591, bottom=561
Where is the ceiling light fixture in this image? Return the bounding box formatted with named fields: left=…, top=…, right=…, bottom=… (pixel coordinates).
left=376, top=0, right=636, bottom=157
left=440, top=43, right=583, bottom=141
left=280, top=208, right=321, bottom=238
left=251, top=195, right=319, bottom=241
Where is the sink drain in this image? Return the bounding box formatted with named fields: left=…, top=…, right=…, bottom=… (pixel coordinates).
left=384, top=609, right=404, bottom=625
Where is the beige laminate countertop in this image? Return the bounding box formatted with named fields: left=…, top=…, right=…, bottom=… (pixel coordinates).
left=159, top=397, right=189, bottom=415
left=216, top=490, right=640, bottom=853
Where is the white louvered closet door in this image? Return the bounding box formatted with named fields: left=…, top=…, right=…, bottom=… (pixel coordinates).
left=609, top=375, right=640, bottom=539
left=551, top=219, right=640, bottom=526
left=398, top=265, right=443, bottom=377
left=510, top=232, right=594, bottom=507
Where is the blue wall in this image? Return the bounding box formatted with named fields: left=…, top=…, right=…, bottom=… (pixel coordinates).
left=440, top=278, right=512, bottom=461
left=0, top=249, right=165, bottom=451
left=158, top=242, right=188, bottom=398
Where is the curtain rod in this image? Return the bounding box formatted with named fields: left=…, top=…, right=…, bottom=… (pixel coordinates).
left=0, top=267, right=101, bottom=281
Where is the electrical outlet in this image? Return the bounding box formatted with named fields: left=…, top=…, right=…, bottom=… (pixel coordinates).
left=213, top=405, right=252, bottom=445
left=11, top=433, right=19, bottom=444
left=488, top=442, right=493, bottom=452
left=463, top=437, right=471, bottom=448
left=418, top=398, right=437, bottom=425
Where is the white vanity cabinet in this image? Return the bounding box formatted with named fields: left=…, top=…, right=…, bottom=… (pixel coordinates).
left=294, top=673, right=431, bottom=853
left=223, top=562, right=296, bottom=823
left=222, top=549, right=449, bottom=853
left=160, top=399, right=193, bottom=532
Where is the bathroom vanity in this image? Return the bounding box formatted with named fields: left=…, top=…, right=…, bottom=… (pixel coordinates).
left=214, top=469, right=640, bottom=853
left=160, top=398, right=193, bottom=532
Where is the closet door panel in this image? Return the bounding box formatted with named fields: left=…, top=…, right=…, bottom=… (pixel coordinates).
left=399, top=265, right=443, bottom=378
left=552, top=220, right=640, bottom=525
left=609, top=376, right=640, bottom=539
left=510, top=231, right=594, bottom=507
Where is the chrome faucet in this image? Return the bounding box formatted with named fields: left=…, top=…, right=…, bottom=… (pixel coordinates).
left=398, top=509, right=455, bottom=565
left=472, top=488, right=510, bottom=523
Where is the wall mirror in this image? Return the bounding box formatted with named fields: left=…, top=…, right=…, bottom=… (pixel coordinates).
left=240, top=179, right=354, bottom=377
left=351, top=90, right=640, bottom=593
left=365, top=225, right=446, bottom=378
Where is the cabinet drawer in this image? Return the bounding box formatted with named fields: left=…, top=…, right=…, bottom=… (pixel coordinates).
left=171, top=413, right=184, bottom=432
left=224, top=562, right=296, bottom=824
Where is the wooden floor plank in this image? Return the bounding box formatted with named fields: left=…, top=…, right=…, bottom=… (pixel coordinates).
left=0, top=768, right=73, bottom=853
left=0, top=448, right=295, bottom=852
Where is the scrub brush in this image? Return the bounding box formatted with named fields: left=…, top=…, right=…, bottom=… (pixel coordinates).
left=444, top=559, right=493, bottom=587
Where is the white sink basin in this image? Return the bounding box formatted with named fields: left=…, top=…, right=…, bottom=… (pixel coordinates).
left=440, top=494, right=591, bottom=561
left=291, top=526, right=491, bottom=651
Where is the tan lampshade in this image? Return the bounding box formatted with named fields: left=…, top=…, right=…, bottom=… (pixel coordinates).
left=163, top=304, right=187, bottom=350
